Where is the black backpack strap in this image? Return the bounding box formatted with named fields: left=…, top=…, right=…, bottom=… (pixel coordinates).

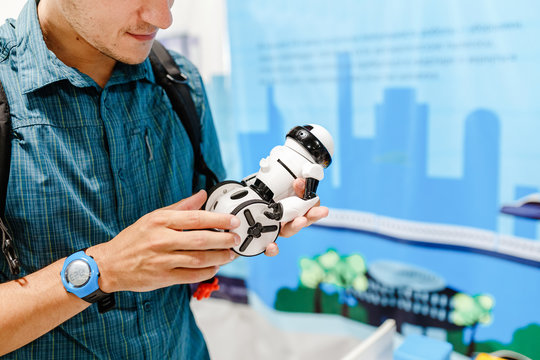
left=0, top=81, right=10, bottom=216
left=0, top=80, right=20, bottom=275
left=149, top=41, right=219, bottom=191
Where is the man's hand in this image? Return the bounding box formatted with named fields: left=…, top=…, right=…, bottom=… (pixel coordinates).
left=264, top=178, right=329, bottom=257
left=86, top=190, right=241, bottom=293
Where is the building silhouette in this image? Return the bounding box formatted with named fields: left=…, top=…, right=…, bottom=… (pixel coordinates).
left=236, top=51, right=504, bottom=231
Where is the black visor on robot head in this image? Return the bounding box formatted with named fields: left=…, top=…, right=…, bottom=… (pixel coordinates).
left=286, top=125, right=332, bottom=168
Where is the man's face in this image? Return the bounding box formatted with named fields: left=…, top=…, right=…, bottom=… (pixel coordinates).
left=58, top=0, right=174, bottom=64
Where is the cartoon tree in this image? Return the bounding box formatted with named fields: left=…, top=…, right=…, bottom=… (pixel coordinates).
left=450, top=293, right=495, bottom=356
left=299, top=249, right=368, bottom=316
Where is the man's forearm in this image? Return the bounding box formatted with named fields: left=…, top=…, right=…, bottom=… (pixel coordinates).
left=0, top=258, right=90, bottom=356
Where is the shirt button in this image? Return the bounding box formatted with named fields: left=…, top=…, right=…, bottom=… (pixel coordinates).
left=143, top=301, right=152, bottom=312
left=118, top=168, right=124, bottom=180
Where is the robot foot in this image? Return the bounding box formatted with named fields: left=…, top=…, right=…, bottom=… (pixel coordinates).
left=232, top=200, right=281, bottom=256
left=239, top=207, right=279, bottom=252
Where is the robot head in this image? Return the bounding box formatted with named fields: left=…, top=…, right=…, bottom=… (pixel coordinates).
left=286, top=124, right=334, bottom=168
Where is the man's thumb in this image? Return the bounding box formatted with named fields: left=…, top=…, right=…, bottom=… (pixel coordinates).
left=163, top=190, right=208, bottom=211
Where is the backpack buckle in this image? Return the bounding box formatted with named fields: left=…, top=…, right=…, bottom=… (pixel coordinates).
left=1, top=218, right=20, bottom=275
left=166, top=73, right=188, bottom=84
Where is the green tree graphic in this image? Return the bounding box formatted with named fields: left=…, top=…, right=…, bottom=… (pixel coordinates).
left=450, top=293, right=495, bottom=355
left=299, top=249, right=368, bottom=316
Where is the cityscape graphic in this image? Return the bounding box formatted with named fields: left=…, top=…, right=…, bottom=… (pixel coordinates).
left=235, top=52, right=538, bottom=239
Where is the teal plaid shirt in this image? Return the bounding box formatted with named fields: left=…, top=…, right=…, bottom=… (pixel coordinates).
left=0, top=1, right=225, bottom=358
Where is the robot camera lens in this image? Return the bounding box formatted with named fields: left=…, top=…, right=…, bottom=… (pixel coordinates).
left=297, top=130, right=308, bottom=139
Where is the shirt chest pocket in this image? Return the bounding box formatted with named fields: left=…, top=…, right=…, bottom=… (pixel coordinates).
left=118, top=107, right=195, bottom=220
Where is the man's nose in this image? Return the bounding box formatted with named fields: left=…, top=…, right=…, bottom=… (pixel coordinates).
left=140, top=0, right=174, bottom=30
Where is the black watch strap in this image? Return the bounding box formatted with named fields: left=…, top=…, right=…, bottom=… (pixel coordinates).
left=83, top=289, right=115, bottom=313
left=80, top=248, right=115, bottom=314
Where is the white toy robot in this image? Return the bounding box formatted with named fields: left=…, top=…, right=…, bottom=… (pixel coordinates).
left=204, top=124, right=334, bottom=256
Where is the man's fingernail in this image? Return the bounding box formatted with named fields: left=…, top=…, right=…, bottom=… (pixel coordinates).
left=230, top=216, right=241, bottom=228
left=234, top=234, right=241, bottom=245
left=230, top=250, right=236, bottom=260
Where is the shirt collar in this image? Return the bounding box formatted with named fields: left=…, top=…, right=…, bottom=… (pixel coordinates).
left=16, top=0, right=153, bottom=94
left=108, top=58, right=154, bottom=88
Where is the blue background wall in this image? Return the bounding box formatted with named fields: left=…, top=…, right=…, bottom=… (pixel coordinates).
left=204, top=1, right=540, bottom=357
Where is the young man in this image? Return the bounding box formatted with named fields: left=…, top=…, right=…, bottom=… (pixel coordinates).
left=0, top=0, right=328, bottom=358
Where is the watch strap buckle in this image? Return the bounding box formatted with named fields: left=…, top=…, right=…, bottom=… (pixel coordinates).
left=97, top=294, right=116, bottom=314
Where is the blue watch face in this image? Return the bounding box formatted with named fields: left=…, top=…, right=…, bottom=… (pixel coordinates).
left=61, top=251, right=101, bottom=299
left=65, top=259, right=91, bottom=287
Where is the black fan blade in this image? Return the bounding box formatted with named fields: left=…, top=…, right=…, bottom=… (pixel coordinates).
left=261, top=225, right=278, bottom=233
left=244, top=209, right=256, bottom=226
left=239, top=235, right=254, bottom=252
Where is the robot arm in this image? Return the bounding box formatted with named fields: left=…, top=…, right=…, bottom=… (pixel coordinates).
left=264, top=162, right=324, bottom=223
left=302, top=163, right=324, bottom=180
left=301, top=163, right=324, bottom=199
left=242, top=172, right=258, bottom=186
left=265, top=195, right=320, bottom=223
left=241, top=156, right=272, bottom=186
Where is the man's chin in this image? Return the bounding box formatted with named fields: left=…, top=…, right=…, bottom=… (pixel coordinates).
left=121, top=55, right=150, bottom=65
left=120, top=50, right=153, bottom=65
left=107, top=43, right=154, bottom=65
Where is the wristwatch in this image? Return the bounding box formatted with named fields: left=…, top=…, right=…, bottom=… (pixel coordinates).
left=61, top=250, right=115, bottom=313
